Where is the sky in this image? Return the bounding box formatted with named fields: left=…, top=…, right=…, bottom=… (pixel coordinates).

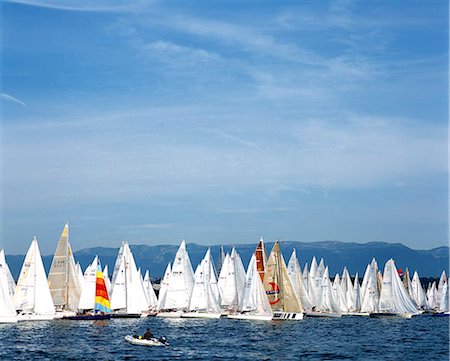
left=0, top=0, right=448, bottom=255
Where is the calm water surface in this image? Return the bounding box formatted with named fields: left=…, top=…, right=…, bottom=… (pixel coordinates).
left=0, top=315, right=448, bottom=360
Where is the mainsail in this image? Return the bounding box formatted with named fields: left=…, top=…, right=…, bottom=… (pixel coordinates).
left=255, top=238, right=267, bottom=281
left=377, top=259, right=418, bottom=315
left=0, top=252, right=17, bottom=323
left=14, top=238, right=55, bottom=318
left=47, top=224, right=82, bottom=312
left=0, top=250, right=15, bottom=297
left=188, top=250, right=221, bottom=314
left=263, top=242, right=302, bottom=314
left=287, top=249, right=311, bottom=311
left=157, top=240, right=195, bottom=311
left=239, top=254, right=272, bottom=317
left=110, top=242, right=148, bottom=314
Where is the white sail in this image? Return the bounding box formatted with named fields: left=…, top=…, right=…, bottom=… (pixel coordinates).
left=361, top=261, right=379, bottom=313
left=315, top=267, right=342, bottom=314
left=427, top=282, right=437, bottom=310
left=47, top=224, right=82, bottom=312
left=0, top=252, right=17, bottom=323
left=340, top=267, right=355, bottom=311
left=352, top=273, right=362, bottom=312
left=218, top=248, right=245, bottom=310
left=188, top=255, right=221, bottom=314
left=0, top=250, right=16, bottom=297
left=158, top=240, right=194, bottom=311
left=239, top=254, right=272, bottom=317
left=332, top=274, right=348, bottom=313
left=218, top=253, right=236, bottom=308
left=203, top=248, right=220, bottom=303
left=110, top=242, right=148, bottom=314
left=302, top=262, right=309, bottom=295
left=156, top=263, right=171, bottom=311
left=143, top=270, right=158, bottom=310
left=14, top=238, right=55, bottom=318
left=411, top=271, right=427, bottom=309
left=436, top=271, right=448, bottom=312
left=78, top=256, right=98, bottom=310
left=103, top=265, right=111, bottom=295
left=378, top=259, right=418, bottom=315
left=287, top=249, right=312, bottom=311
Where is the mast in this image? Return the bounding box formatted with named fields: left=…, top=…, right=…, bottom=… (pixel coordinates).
left=33, top=237, right=37, bottom=312
left=65, top=225, right=69, bottom=310
left=124, top=250, right=128, bottom=312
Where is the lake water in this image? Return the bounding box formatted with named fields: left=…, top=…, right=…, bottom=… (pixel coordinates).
left=0, top=315, right=448, bottom=360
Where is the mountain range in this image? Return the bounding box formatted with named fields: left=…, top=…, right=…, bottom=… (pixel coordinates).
left=5, top=240, right=448, bottom=281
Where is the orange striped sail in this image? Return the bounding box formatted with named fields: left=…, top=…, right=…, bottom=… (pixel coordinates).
left=255, top=238, right=267, bottom=281
left=95, top=262, right=111, bottom=313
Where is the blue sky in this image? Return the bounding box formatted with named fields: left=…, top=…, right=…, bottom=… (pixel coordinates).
left=1, top=0, right=448, bottom=254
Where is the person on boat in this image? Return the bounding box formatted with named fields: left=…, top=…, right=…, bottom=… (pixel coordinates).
left=143, top=328, right=153, bottom=340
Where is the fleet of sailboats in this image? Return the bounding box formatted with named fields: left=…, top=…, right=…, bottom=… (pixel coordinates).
left=0, top=226, right=448, bottom=323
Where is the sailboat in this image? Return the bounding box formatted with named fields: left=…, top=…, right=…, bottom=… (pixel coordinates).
left=0, top=251, right=17, bottom=323
left=110, top=242, right=148, bottom=317
left=287, top=249, right=312, bottom=311
left=263, top=242, right=304, bottom=320
left=307, top=266, right=342, bottom=317
left=435, top=271, right=449, bottom=315
left=157, top=240, right=195, bottom=318
left=66, top=257, right=112, bottom=320
left=411, top=271, right=427, bottom=310
left=255, top=238, right=267, bottom=281
left=14, top=237, right=56, bottom=321
left=228, top=253, right=273, bottom=321
left=217, top=248, right=246, bottom=314
left=47, top=224, right=82, bottom=318
left=103, top=265, right=112, bottom=295
left=183, top=249, right=221, bottom=319
left=0, top=250, right=16, bottom=298
left=143, top=270, right=158, bottom=314
left=370, top=259, right=419, bottom=318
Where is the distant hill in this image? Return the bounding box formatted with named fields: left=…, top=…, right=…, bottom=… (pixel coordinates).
left=6, top=240, right=449, bottom=281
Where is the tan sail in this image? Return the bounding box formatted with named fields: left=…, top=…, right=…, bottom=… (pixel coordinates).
left=255, top=238, right=267, bottom=282
left=263, top=242, right=302, bottom=313
left=48, top=224, right=82, bottom=312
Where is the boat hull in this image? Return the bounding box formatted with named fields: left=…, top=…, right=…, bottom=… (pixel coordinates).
left=65, top=314, right=111, bottom=320
left=0, top=315, right=18, bottom=323
left=156, top=311, right=184, bottom=318
left=344, top=312, right=370, bottom=317
left=227, top=313, right=273, bottom=321
left=272, top=312, right=304, bottom=320
left=54, top=310, right=77, bottom=319
left=17, top=313, right=55, bottom=321
left=124, top=335, right=168, bottom=347
left=181, top=312, right=221, bottom=319
left=369, top=312, right=415, bottom=319
left=111, top=313, right=143, bottom=319
left=306, top=311, right=342, bottom=318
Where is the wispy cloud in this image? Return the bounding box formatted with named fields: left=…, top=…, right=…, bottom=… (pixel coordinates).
left=5, top=0, right=147, bottom=12
left=1, top=93, right=26, bottom=107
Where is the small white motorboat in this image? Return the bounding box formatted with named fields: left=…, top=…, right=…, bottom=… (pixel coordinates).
left=124, top=335, right=169, bottom=347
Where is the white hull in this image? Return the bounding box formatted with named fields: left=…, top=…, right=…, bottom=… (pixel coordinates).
left=370, top=312, right=415, bottom=319
left=306, top=311, right=342, bottom=318
left=227, top=313, right=272, bottom=321
left=124, top=335, right=167, bottom=347
left=181, top=312, right=221, bottom=319
left=156, top=311, right=184, bottom=318
left=273, top=311, right=304, bottom=320
left=18, top=313, right=55, bottom=321
left=344, top=312, right=370, bottom=317
left=0, top=315, right=18, bottom=323
left=54, top=310, right=77, bottom=319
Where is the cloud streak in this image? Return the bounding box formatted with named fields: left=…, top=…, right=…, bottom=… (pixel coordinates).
left=1, top=93, right=26, bottom=107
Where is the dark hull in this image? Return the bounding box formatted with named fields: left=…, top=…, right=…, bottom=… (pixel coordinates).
left=65, top=314, right=111, bottom=320
left=111, top=313, right=142, bottom=319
